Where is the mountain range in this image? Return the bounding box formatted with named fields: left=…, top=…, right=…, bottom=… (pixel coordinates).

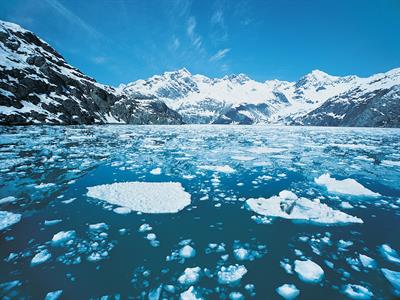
left=1, top=20, right=399, bottom=127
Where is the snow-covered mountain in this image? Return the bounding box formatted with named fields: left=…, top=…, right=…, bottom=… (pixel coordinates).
left=121, top=67, right=400, bottom=126
left=0, top=20, right=182, bottom=125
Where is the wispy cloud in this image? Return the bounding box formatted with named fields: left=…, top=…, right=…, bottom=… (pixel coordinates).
left=44, top=0, right=102, bottom=39
left=91, top=56, right=107, bottom=64
left=169, top=36, right=181, bottom=52
left=187, top=16, right=203, bottom=50
left=209, top=48, right=230, bottom=61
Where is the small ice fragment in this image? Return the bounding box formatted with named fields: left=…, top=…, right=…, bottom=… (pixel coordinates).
left=342, top=284, right=373, bottom=299
left=315, top=174, right=379, bottom=196
left=340, top=202, right=353, bottom=209
left=359, top=254, right=376, bottom=269
left=139, top=223, right=152, bottom=232
left=44, top=290, right=63, bottom=300
left=381, top=268, right=400, bottom=293
left=180, top=286, right=201, bottom=300
left=35, top=183, right=55, bottom=189
left=148, top=285, right=162, bottom=300
left=89, top=223, right=109, bottom=231
left=31, top=249, right=51, bottom=266
left=180, top=245, right=196, bottom=258
left=294, top=260, right=324, bottom=283
left=178, top=267, right=201, bottom=285
left=231, top=156, right=255, bottom=161
left=233, top=248, right=250, bottom=261
left=44, top=219, right=62, bottom=226
left=0, top=196, right=16, bottom=204
left=150, top=168, right=162, bottom=175
left=113, top=207, right=132, bottom=214
left=276, top=284, right=300, bottom=299
left=146, top=233, right=156, bottom=241
left=51, top=230, right=76, bottom=246
left=379, top=244, right=400, bottom=265
left=217, top=264, right=247, bottom=284
left=229, top=291, right=244, bottom=300
left=0, top=211, right=21, bottom=231
left=198, top=165, right=235, bottom=174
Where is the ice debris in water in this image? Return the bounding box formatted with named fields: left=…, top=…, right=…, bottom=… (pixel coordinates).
left=294, top=260, right=324, bottom=283
left=229, top=291, right=244, bottom=300
left=89, top=223, right=109, bottom=231
left=87, top=182, right=191, bottom=213
left=44, top=219, right=62, bottom=226
left=44, top=290, right=63, bottom=300
left=381, top=268, right=400, bottom=294
left=0, top=196, right=16, bottom=204
left=315, top=174, right=380, bottom=196
left=379, top=244, right=400, bottom=265
left=180, top=245, right=196, bottom=259
left=139, top=223, right=152, bottom=232
left=359, top=254, right=376, bottom=269
left=51, top=230, right=76, bottom=246
left=198, top=165, right=235, bottom=173
left=178, top=267, right=201, bottom=285
left=217, top=264, right=247, bottom=284
left=342, top=284, right=373, bottom=299
left=246, top=190, right=363, bottom=225
left=150, top=167, right=162, bottom=175
left=0, top=211, right=21, bottom=231
left=31, top=249, right=52, bottom=266
left=180, top=286, right=202, bottom=300
left=276, top=284, right=300, bottom=299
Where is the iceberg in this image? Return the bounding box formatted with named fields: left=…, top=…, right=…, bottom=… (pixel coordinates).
left=0, top=211, right=21, bottom=231
left=51, top=230, right=76, bottom=246
left=246, top=190, right=363, bottom=225
left=31, top=249, right=52, bottom=266
left=276, top=284, right=300, bottom=299
left=294, top=260, right=324, bottom=283
left=87, top=182, right=191, bottom=214
left=342, top=284, right=373, bottom=299
left=315, top=174, right=379, bottom=196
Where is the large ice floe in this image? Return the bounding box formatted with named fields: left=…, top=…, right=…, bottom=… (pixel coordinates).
left=0, top=211, right=21, bottom=231
left=315, top=174, right=380, bottom=196
left=294, top=260, right=324, bottom=283
left=342, top=284, right=373, bottom=299
left=87, top=182, right=191, bottom=213
left=246, top=190, right=363, bottom=225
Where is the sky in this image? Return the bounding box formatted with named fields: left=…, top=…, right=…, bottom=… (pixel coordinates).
left=1, top=0, right=400, bottom=86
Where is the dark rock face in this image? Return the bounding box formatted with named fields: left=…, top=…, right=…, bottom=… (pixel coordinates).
left=297, top=85, right=400, bottom=127
left=0, top=21, right=182, bottom=125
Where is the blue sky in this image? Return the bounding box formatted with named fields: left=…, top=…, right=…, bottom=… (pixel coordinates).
left=1, top=0, right=400, bottom=86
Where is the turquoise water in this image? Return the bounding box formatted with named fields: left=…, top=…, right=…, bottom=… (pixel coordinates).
left=0, top=125, right=400, bottom=299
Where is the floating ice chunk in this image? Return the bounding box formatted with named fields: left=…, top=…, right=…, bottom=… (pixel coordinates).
left=51, top=230, right=76, bottom=246
left=44, top=219, right=62, bottom=226
left=0, top=211, right=21, bottom=231
left=340, top=202, right=354, bottom=209
left=89, top=223, right=109, bottom=231
left=180, top=286, right=201, bottom=300
left=31, top=249, right=51, bottom=266
left=35, top=183, right=55, bottom=189
left=87, top=182, right=191, bottom=213
left=139, top=223, right=152, bottom=232
left=233, top=248, right=250, bottom=261
left=379, top=244, right=400, bottom=265
left=315, top=174, right=379, bottom=196
left=229, top=291, right=244, bottom=300
left=0, top=196, right=16, bottom=204
left=342, top=284, right=373, bottom=299
left=217, top=264, right=247, bottom=284
left=113, top=207, right=132, bottom=214
left=294, top=260, right=324, bottom=283
left=178, top=267, right=201, bottom=285
left=198, top=165, right=235, bottom=173
left=150, top=168, right=162, bottom=175
left=246, top=190, right=363, bottom=225
left=148, top=285, right=162, bottom=300
left=381, top=268, right=400, bottom=293
left=44, top=290, right=63, bottom=300
left=276, top=284, right=300, bottom=299
left=231, top=156, right=255, bottom=161
left=146, top=233, right=156, bottom=241
left=248, top=147, right=286, bottom=154
left=359, top=254, right=376, bottom=269
left=180, top=245, right=196, bottom=258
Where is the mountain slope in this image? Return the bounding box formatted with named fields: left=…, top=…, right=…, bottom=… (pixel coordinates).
left=0, top=20, right=182, bottom=125
left=122, top=67, right=400, bottom=126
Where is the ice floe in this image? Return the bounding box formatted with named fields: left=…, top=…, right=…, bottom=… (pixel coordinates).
left=379, top=244, right=400, bottom=265
left=359, top=254, right=376, bottom=269
left=381, top=268, right=400, bottom=294
left=217, top=264, right=247, bottom=284
left=178, top=267, right=201, bottom=285
left=198, top=165, right=235, bottom=173
left=342, top=284, right=373, bottom=299
left=150, top=167, right=162, bottom=175
left=0, top=196, right=16, bottom=204
left=87, top=182, right=191, bottom=213
left=180, top=286, right=202, bottom=300
left=315, top=174, right=379, bottom=196
left=229, top=291, right=244, bottom=299
left=294, top=260, right=324, bottom=283
left=51, top=230, right=76, bottom=246
left=246, top=190, right=363, bottom=225
left=44, top=290, right=63, bottom=300
left=276, top=284, right=300, bottom=299
left=31, top=249, right=52, bottom=266
left=0, top=211, right=21, bottom=231
left=180, top=245, right=196, bottom=259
